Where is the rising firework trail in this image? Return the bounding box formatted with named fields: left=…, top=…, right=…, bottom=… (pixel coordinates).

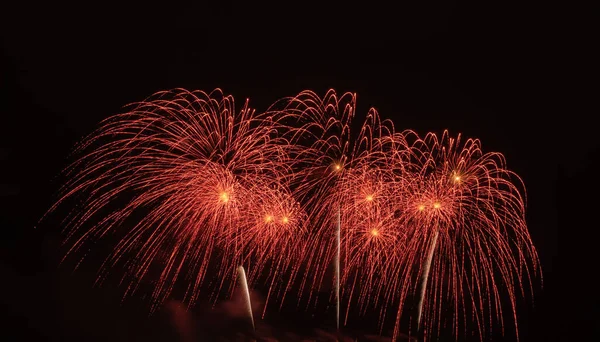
left=416, top=227, right=438, bottom=331
left=237, top=266, right=255, bottom=332
left=336, top=207, right=341, bottom=330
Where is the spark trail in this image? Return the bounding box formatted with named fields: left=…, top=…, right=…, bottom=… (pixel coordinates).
left=336, top=207, right=341, bottom=330
left=237, top=266, right=255, bottom=332
left=416, top=227, right=439, bottom=331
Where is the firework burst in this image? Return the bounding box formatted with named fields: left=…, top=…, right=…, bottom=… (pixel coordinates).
left=267, top=90, right=414, bottom=330
left=391, top=130, right=541, bottom=341
left=42, top=88, right=540, bottom=341
left=234, top=185, right=308, bottom=315
left=43, top=88, right=302, bottom=311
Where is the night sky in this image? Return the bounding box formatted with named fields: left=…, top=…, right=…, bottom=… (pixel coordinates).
left=0, top=2, right=593, bottom=341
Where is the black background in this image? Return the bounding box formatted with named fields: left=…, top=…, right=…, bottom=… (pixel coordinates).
left=1, top=2, right=595, bottom=341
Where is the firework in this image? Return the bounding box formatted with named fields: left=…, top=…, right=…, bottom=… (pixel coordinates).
left=43, top=88, right=302, bottom=311
left=41, top=88, right=540, bottom=342
left=267, top=90, right=413, bottom=331
left=234, top=185, right=308, bottom=316
left=391, top=130, right=541, bottom=341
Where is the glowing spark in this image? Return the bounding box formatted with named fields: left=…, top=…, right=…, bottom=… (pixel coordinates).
left=370, top=229, right=379, bottom=237
left=433, top=201, right=441, bottom=209
left=365, top=194, right=374, bottom=202
left=418, top=204, right=425, bottom=211
left=220, top=192, right=230, bottom=203
left=453, top=175, right=461, bottom=182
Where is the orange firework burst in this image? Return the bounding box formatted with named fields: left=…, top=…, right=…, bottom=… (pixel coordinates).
left=44, top=88, right=303, bottom=311
left=391, top=130, right=541, bottom=341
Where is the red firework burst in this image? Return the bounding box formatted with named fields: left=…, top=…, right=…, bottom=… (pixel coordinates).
left=267, top=90, right=414, bottom=329
left=392, top=130, right=541, bottom=341
left=41, top=87, right=541, bottom=342
left=233, top=185, right=308, bottom=315
left=43, top=88, right=304, bottom=311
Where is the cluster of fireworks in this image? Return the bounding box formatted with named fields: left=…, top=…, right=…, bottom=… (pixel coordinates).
left=44, top=88, right=540, bottom=341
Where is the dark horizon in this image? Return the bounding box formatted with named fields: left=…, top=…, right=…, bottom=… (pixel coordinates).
left=1, top=2, right=593, bottom=341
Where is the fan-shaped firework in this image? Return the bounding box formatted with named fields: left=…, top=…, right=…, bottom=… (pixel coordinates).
left=43, top=88, right=540, bottom=342
left=391, top=130, right=541, bottom=341
left=44, top=88, right=304, bottom=311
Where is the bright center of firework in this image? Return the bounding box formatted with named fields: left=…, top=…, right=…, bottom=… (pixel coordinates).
left=365, top=194, right=374, bottom=201
left=264, top=214, right=273, bottom=223
left=454, top=175, right=461, bottom=182
left=370, top=229, right=379, bottom=236
left=282, top=216, right=289, bottom=224
left=433, top=201, right=441, bottom=209
left=418, top=204, right=425, bottom=211
left=219, top=192, right=230, bottom=203
left=334, top=163, right=341, bottom=171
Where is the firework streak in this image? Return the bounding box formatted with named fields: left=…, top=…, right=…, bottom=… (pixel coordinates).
left=44, top=88, right=540, bottom=341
